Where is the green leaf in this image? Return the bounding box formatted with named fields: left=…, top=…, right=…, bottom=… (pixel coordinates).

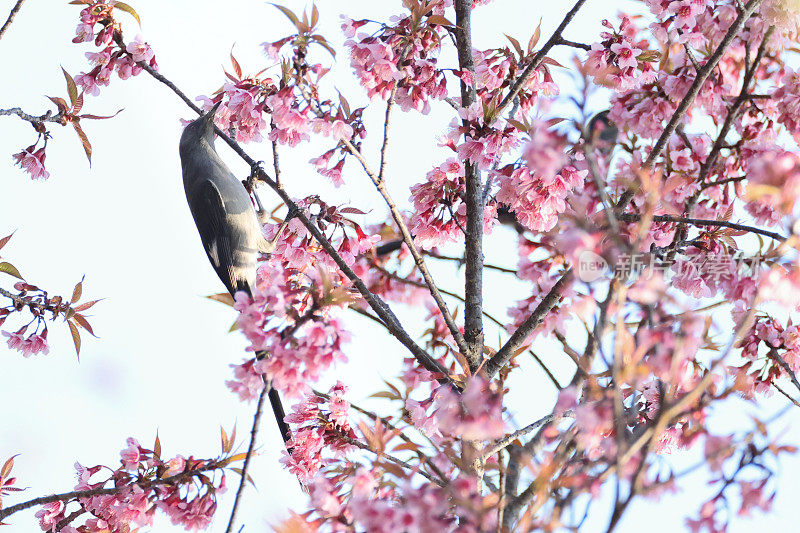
left=0, top=262, right=23, bottom=280
left=113, top=2, right=141, bottom=26
left=62, top=67, right=78, bottom=106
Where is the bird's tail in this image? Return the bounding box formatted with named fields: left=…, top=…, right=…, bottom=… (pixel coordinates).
left=235, top=282, right=292, bottom=446
left=259, top=356, right=292, bottom=444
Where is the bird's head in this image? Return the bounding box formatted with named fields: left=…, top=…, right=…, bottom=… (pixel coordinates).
left=179, top=101, right=222, bottom=153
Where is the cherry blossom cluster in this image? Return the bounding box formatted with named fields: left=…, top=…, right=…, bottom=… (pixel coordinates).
left=343, top=8, right=448, bottom=114
left=227, top=250, right=354, bottom=398
left=585, top=16, right=658, bottom=92
left=0, top=236, right=97, bottom=358
left=409, top=158, right=498, bottom=249
left=407, top=376, right=505, bottom=442
left=25, top=436, right=234, bottom=533
left=281, top=383, right=357, bottom=482
left=70, top=2, right=156, bottom=97
left=11, top=146, right=49, bottom=180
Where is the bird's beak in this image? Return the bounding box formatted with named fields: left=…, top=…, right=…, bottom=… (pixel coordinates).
left=204, top=100, right=222, bottom=121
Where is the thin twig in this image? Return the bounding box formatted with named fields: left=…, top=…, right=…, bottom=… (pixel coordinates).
left=377, top=86, right=397, bottom=182
left=0, top=0, right=26, bottom=41
left=529, top=351, right=562, bottom=391
left=224, top=382, right=271, bottom=533
left=336, top=432, right=445, bottom=486
left=425, top=250, right=517, bottom=274
left=482, top=412, right=565, bottom=459
left=557, top=38, right=591, bottom=51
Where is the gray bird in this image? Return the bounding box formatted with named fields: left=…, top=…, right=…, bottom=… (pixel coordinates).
left=179, top=103, right=291, bottom=444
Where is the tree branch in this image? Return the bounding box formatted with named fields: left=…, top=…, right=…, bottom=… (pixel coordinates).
left=455, top=0, right=484, bottom=372
left=123, top=40, right=452, bottom=382
left=493, top=0, right=588, bottom=121
left=617, top=213, right=787, bottom=241
left=484, top=270, right=573, bottom=378
left=0, top=0, right=26, bottom=41
left=0, top=107, right=64, bottom=126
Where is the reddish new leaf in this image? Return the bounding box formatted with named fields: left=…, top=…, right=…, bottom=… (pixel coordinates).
left=72, top=121, right=93, bottom=164
left=67, top=319, right=82, bottom=357
left=62, top=67, right=78, bottom=106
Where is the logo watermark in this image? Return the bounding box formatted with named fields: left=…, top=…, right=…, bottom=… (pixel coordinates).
left=576, top=250, right=761, bottom=283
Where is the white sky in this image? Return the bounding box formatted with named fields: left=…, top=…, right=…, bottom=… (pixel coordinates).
left=1, top=0, right=798, bottom=531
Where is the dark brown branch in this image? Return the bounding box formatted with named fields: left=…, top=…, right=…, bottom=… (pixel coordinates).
left=557, top=38, right=591, bottom=51
left=484, top=270, right=573, bottom=378
left=455, top=0, right=484, bottom=372
left=494, top=0, right=588, bottom=121
left=617, top=213, right=787, bottom=241
left=0, top=0, right=26, bottom=41
left=482, top=412, right=565, bottom=459
left=643, top=0, right=764, bottom=170
left=768, top=348, right=800, bottom=394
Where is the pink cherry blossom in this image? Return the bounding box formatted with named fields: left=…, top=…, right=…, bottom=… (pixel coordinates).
left=12, top=147, right=49, bottom=180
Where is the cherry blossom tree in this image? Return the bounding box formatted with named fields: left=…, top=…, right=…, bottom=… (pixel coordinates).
left=3, top=0, right=800, bottom=531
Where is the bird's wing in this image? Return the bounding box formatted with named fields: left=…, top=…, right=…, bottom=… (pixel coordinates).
left=191, top=179, right=238, bottom=295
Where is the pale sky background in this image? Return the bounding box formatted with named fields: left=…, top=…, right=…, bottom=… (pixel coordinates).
left=1, top=0, right=798, bottom=532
